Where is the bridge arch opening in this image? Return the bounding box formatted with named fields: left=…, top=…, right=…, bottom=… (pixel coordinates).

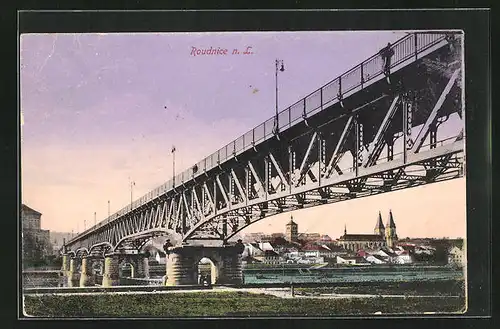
left=119, top=260, right=135, bottom=278
left=197, top=257, right=218, bottom=286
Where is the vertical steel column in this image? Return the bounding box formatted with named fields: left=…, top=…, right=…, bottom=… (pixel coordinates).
left=414, top=33, right=418, bottom=61
left=402, top=94, right=413, bottom=163
left=229, top=174, right=234, bottom=204
left=246, top=166, right=252, bottom=200
left=338, top=77, right=342, bottom=99
left=429, top=123, right=438, bottom=149
left=213, top=179, right=218, bottom=214
left=264, top=156, right=270, bottom=199
left=181, top=199, right=186, bottom=234
left=320, top=87, right=323, bottom=111
left=360, top=63, right=364, bottom=88
left=429, top=123, right=438, bottom=171
left=288, top=145, right=294, bottom=193
left=354, top=116, right=364, bottom=176
left=386, top=135, right=394, bottom=161
left=222, top=217, right=228, bottom=244
left=201, top=186, right=206, bottom=215
left=245, top=167, right=251, bottom=201
left=189, top=190, right=194, bottom=224
left=318, top=134, right=325, bottom=185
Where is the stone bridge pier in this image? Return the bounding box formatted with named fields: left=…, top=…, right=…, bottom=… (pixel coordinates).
left=61, top=253, right=70, bottom=274
left=101, top=252, right=150, bottom=287
left=67, top=256, right=82, bottom=287
left=79, top=255, right=99, bottom=287
left=165, top=240, right=245, bottom=286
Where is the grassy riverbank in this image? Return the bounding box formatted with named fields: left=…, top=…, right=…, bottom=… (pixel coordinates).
left=295, top=279, right=466, bottom=297
left=24, top=291, right=466, bottom=317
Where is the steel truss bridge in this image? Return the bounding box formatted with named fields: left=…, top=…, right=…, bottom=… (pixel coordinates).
left=65, top=32, right=464, bottom=255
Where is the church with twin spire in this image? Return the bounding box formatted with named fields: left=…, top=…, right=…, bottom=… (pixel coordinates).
left=337, top=210, right=398, bottom=252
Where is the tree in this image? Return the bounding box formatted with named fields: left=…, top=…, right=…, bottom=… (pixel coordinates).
left=22, top=232, right=52, bottom=267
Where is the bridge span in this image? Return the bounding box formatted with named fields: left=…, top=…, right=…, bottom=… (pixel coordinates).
left=60, top=32, right=464, bottom=286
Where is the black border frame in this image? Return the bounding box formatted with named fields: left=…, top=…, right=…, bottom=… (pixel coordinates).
left=8, top=8, right=492, bottom=329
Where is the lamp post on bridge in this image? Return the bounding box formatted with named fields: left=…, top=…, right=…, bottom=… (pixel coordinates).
left=84, top=220, right=86, bottom=231
left=172, top=145, right=176, bottom=187
left=94, top=212, right=96, bottom=226
left=129, top=177, right=135, bottom=211
left=273, top=59, right=285, bottom=135
left=108, top=200, right=110, bottom=217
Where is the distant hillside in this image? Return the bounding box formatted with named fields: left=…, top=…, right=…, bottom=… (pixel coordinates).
left=48, top=232, right=243, bottom=248
left=49, top=231, right=76, bottom=246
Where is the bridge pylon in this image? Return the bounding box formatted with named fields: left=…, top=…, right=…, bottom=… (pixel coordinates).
left=165, top=240, right=245, bottom=286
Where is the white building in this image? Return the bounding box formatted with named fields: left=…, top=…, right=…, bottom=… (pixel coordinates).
left=336, top=256, right=369, bottom=265
left=448, top=246, right=465, bottom=267
left=258, top=242, right=275, bottom=252
left=297, top=256, right=324, bottom=265
left=393, top=252, right=414, bottom=264
left=365, top=254, right=387, bottom=264
left=242, top=243, right=265, bottom=258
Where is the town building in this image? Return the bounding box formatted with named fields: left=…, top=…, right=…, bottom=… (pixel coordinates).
left=336, top=255, right=369, bottom=265
left=242, top=243, right=265, bottom=258
left=319, top=235, right=333, bottom=243
left=285, top=216, right=298, bottom=242
left=21, top=204, right=51, bottom=260
left=271, top=232, right=285, bottom=240
left=448, top=245, right=465, bottom=267
left=337, top=210, right=399, bottom=251
left=365, top=254, right=387, bottom=264
left=298, top=232, right=321, bottom=241
left=255, top=250, right=283, bottom=265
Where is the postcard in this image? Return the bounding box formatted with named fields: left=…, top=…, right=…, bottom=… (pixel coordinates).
left=21, top=29, right=466, bottom=318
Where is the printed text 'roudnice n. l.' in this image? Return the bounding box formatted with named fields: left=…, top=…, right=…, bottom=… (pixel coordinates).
left=190, top=46, right=254, bottom=57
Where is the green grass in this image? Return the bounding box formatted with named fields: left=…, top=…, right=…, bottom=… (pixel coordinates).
left=295, top=279, right=466, bottom=297
left=24, top=291, right=466, bottom=317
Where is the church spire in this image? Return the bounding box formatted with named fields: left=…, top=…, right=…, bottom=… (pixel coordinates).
left=386, top=209, right=396, bottom=228
left=375, top=211, right=385, bottom=229
left=374, top=211, right=385, bottom=236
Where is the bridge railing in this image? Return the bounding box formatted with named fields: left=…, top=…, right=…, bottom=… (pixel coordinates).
left=68, top=32, right=453, bottom=244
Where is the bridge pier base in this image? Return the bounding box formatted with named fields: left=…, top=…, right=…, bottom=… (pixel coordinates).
left=165, top=242, right=244, bottom=286
left=102, top=254, right=120, bottom=287
left=67, top=257, right=81, bottom=287
left=61, top=254, right=70, bottom=275
left=79, top=256, right=95, bottom=287
left=134, top=255, right=150, bottom=278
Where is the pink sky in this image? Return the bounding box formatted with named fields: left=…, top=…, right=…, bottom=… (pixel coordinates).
left=20, top=31, right=466, bottom=239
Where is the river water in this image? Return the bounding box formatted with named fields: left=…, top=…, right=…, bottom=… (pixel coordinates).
left=22, top=265, right=464, bottom=289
